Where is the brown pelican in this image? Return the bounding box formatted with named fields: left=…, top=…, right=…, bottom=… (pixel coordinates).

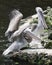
left=5, top=9, right=23, bottom=39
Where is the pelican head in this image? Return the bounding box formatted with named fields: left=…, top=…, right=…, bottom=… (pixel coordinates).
left=36, top=7, right=43, bottom=13
left=5, top=9, right=23, bottom=38
left=35, top=7, right=48, bottom=29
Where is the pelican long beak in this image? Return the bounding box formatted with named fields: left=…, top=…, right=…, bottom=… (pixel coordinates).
left=39, top=10, right=48, bottom=28
left=2, top=41, right=18, bottom=57
left=36, top=7, right=48, bottom=29
left=2, top=48, right=12, bottom=57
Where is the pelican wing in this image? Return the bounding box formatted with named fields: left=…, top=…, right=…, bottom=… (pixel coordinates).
left=5, top=10, right=23, bottom=37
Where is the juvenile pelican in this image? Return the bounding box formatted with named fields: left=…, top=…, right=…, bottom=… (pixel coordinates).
left=5, top=9, right=23, bottom=39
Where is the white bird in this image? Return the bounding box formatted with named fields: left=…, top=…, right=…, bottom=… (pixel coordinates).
left=5, top=9, right=23, bottom=39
